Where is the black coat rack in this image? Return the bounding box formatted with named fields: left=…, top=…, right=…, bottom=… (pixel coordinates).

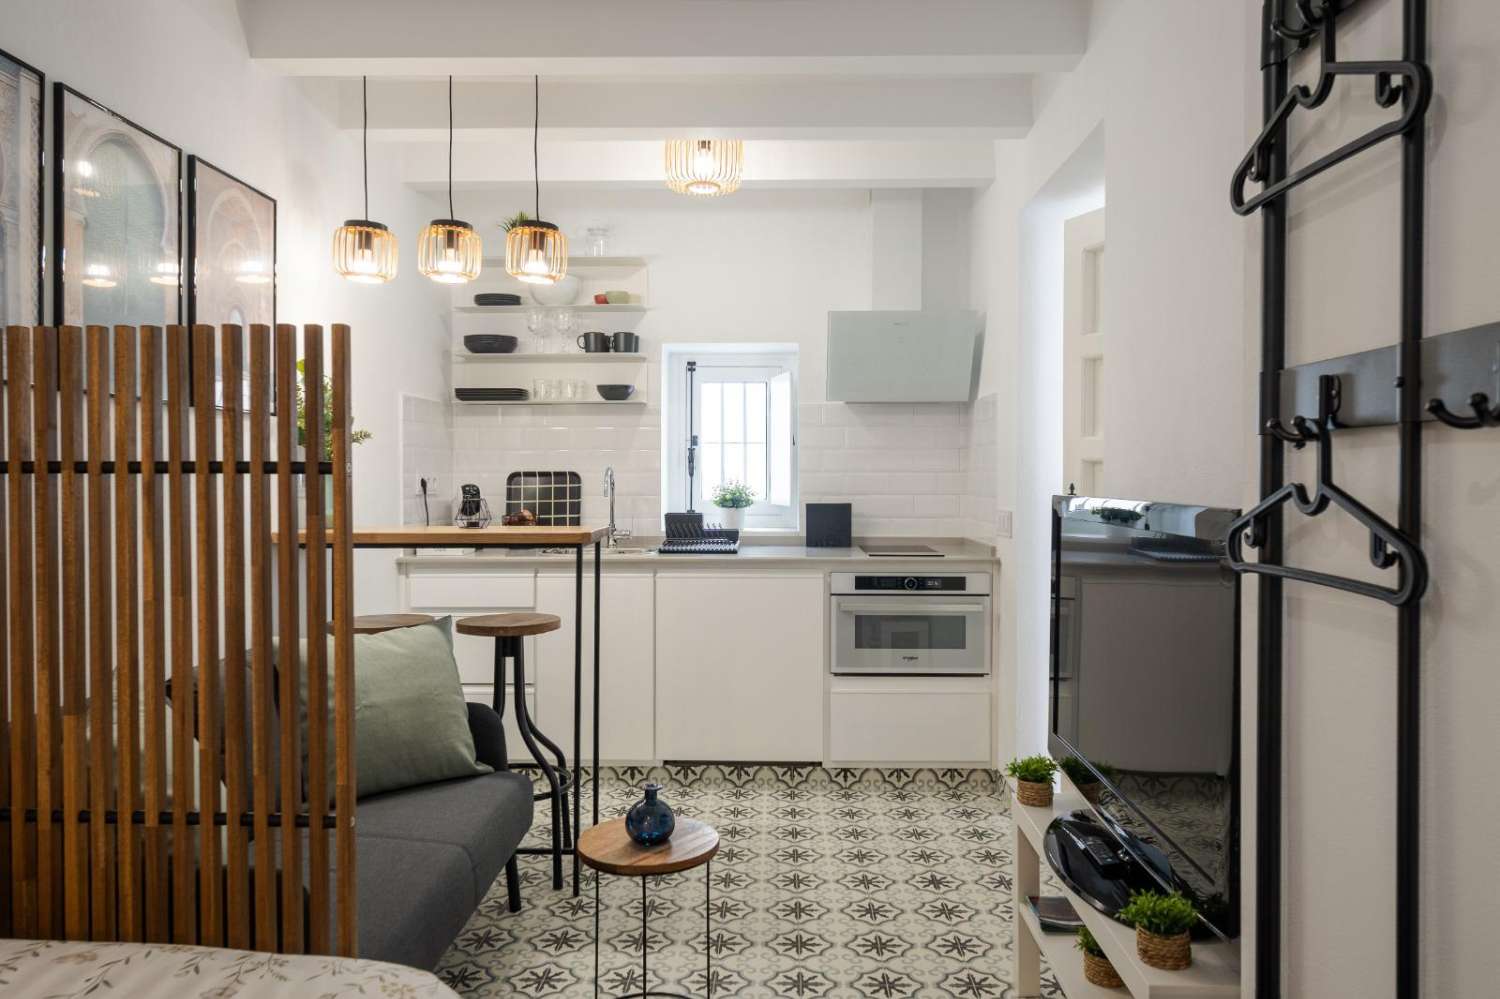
left=1228, top=1, right=1500, bottom=996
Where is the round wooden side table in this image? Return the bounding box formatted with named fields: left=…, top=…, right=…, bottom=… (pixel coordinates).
left=577, top=817, right=720, bottom=999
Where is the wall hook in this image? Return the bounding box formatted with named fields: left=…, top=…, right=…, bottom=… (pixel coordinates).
left=1426, top=392, right=1500, bottom=429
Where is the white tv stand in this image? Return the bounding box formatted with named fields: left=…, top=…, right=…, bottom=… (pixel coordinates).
left=1009, top=775, right=1242, bottom=998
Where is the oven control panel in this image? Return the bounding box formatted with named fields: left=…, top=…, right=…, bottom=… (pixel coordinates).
left=853, top=575, right=968, bottom=592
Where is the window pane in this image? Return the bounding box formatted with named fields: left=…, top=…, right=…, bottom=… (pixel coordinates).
left=722, top=382, right=744, bottom=443
left=723, top=443, right=745, bottom=488
left=746, top=443, right=767, bottom=499
left=746, top=382, right=767, bottom=443
left=701, top=382, right=722, bottom=443
left=699, top=442, right=722, bottom=504
left=770, top=371, right=793, bottom=507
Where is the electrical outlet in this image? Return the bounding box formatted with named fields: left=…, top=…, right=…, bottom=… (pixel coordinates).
left=995, top=509, right=1013, bottom=539
left=415, top=473, right=441, bottom=496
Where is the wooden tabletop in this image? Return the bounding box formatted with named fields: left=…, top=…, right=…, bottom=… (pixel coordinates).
left=289, top=524, right=610, bottom=547
left=576, top=818, right=719, bottom=877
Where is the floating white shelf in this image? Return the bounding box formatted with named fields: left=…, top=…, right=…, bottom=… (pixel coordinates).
left=456, top=352, right=647, bottom=364
left=456, top=303, right=648, bottom=315
left=455, top=398, right=646, bottom=407
left=479, top=255, right=647, bottom=271
left=1010, top=777, right=1241, bottom=999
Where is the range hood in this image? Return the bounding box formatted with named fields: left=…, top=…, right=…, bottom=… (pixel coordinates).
left=826, top=310, right=983, bottom=403
left=824, top=191, right=983, bottom=403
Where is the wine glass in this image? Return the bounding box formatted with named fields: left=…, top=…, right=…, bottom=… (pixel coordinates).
left=526, top=309, right=548, bottom=352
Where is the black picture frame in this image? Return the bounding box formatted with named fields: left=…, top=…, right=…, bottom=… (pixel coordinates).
left=52, top=82, right=183, bottom=339
left=0, top=45, right=45, bottom=328
left=187, top=155, right=276, bottom=410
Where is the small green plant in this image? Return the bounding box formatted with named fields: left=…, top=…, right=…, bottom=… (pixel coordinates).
left=296, top=359, right=372, bottom=462
left=1004, top=755, right=1058, bottom=784
left=1075, top=925, right=1105, bottom=958
left=501, top=210, right=533, bottom=232
left=711, top=481, right=756, bottom=509
left=1117, top=890, right=1197, bottom=937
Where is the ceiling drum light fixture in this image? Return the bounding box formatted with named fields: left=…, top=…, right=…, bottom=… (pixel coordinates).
left=332, top=76, right=399, bottom=284
left=505, top=75, right=568, bottom=286
left=665, top=138, right=743, bottom=197
left=419, top=76, right=483, bottom=285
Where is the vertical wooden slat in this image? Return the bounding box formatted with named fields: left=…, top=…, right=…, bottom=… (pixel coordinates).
left=274, top=324, right=303, bottom=953
left=247, top=325, right=276, bottom=950
left=302, top=325, right=330, bottom=954
left=0, top=329, right=10, bottom=939
left=5, top=326, right=37, bottom=937
left=112, top=326, right=141, bottom=941
left=191, top=325, right=223, bottom=946
left=330, top=324, right=356, bottom=956
left=220, top=326, right=250, bottom=949
left=85, top=325, right=116, bottom=940
left=31, top=327, right=61, bottom=938
left=58, top=326, right=87, bottom=940
left=138, top=326, right=169, bottom=942
left=165, top=325, right=195, bottom=944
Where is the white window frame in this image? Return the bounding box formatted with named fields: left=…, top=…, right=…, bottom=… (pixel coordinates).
left=663, top=345, right=799, bottom=532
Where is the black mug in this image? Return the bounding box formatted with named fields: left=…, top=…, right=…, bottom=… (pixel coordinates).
left=577, top=331, right=610, bottom=353
left=610, top=331, right=640, bottom=354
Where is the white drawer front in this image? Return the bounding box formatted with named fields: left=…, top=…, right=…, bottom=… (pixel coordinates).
left=829, top=690, right=991, bottom=764
left=408, top=573, right=535, bottom=610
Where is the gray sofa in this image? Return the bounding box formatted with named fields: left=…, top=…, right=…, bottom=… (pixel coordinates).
left=340, top=701, right=533, bottom=968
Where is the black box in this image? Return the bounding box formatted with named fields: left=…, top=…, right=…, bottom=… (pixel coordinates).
left=806, top=503, right=852, bottom=548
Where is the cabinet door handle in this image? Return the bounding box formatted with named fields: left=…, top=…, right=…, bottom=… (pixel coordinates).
left=835, top=602, right=985, bottom=614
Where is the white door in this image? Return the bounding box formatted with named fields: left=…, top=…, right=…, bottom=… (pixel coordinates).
left=533, top=572, right=657, bottom=764
left=655, top=573, right=824, bottom=761
left=1063, top=207, right=1106, bottom=495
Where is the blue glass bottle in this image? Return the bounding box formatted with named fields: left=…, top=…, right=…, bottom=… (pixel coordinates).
left=625, top=783, right=676, bottom=846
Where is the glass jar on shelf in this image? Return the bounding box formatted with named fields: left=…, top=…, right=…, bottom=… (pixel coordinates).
left=585, top=225, right=611, bottom=257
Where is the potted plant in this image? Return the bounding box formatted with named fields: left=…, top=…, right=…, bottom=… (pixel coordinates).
left=1059, top=755, right=1117, bottom=804
left=1117, top=889, right=1197, bottom=971
left=710, top=481, right=755, bottom=531
left=1077, top=925, right=1124, bottom=989
left=296, top=359, right=372, bottom=515
left=1004, top=754, right=1058, bottom=807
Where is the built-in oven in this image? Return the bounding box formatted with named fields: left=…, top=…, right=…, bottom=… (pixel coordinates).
left=830, top=572, right=991, bottom=675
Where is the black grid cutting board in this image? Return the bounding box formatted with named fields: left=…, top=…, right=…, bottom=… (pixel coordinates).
left=505, top=470, right=582, bottom=526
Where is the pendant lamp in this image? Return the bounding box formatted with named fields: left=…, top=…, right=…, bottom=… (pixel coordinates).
left=332, top=77, right=399, bottom=284
left=419, top=76, right=482, bottom=284
left=665, top=138, right=743, bottom=196
left=505, top=76, right=568, bottom=285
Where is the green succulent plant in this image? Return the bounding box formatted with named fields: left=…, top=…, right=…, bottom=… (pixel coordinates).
left=296, top=359, right=372, bottom=462
left=501, top=210, right=533, bottom=232
left=1117, top=890, right=1198, bottom=937
left=711, top=481, right=756, bottom=509
left=1004, top=755, right=1058, bottom=784
left=1076, top=925, right=1105, bottom=958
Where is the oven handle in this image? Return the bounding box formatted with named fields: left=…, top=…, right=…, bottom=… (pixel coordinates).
left=833, top=601, right=987, bottom=614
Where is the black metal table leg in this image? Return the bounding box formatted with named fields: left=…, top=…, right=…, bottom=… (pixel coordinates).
left=573, top=544, right=583, bottom=896
left=591, top=868, right=707, bottom=999
left=594, top=539, right=601, bottom=830
left=594, top=870, right=601, bottom=999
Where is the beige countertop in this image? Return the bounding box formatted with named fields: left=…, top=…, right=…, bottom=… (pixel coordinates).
left=396, top=537, right=998, bottom=568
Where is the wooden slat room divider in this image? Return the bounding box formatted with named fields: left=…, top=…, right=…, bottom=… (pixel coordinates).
left=0, top=324, right=356, bottom=955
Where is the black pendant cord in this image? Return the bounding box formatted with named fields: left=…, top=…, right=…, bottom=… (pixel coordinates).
left=447, top=75, right=455, bottom=220
left=362, top=75, right=369, bottom=219
left=533, top=74, right=541, bottom=220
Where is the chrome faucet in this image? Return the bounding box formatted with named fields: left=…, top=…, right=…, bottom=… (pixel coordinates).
left=603, top=466, right=630, bottom=548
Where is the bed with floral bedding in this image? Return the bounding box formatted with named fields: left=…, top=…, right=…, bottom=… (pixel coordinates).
left=0, top=938, right=458, bottom=998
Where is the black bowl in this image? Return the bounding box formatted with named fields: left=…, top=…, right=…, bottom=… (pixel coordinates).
left=464, top=334, right=519, bottom=354
left=596, top=384, right=636, bottom=401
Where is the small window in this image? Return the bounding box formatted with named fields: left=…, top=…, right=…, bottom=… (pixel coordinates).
left=664, top=347, right=798, bottom=530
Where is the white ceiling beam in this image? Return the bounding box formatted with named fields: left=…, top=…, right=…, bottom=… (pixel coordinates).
left=393, top=138, right=998, bottom=192
left=338, top=76, right=1032, bottom=141
left=240, top=0, right=1089, bottom=76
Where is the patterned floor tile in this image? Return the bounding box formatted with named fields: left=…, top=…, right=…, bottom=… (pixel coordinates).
left=435, top=765, right=1069, bottom=997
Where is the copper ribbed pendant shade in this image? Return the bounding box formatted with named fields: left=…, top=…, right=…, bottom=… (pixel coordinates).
left=333, top=77, right=399, bottom=284
left=418, top=218, right=483, bottom=284
left=665, top=138, right=743, bottom=196
left=505, top=75, right=568, bottom=285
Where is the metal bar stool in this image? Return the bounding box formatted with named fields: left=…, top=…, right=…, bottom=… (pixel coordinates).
left=456, top=612, right=572, bottom=890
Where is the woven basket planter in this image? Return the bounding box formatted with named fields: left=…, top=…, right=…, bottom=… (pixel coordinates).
left=1078, top=780, right=1105, bottom=805
left=1136, top=927, right=1192, bottom=970
left=1083, top=949, right=1125, bottom=988
left=1014, top=778, right=1053, bottom=808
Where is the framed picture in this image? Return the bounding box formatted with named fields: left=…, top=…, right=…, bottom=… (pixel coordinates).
left=187, top=155, right=275, bottom=409
left=53, top=83, right=182, bottom=334
left=0, top=47, right=44, bottom=328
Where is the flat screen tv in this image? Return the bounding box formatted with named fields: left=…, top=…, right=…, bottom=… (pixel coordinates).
left=1049, top=495, right=1241, bottom=939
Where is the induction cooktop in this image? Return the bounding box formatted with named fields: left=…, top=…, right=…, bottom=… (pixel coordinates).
left=858, top=544, right=944, bottom=557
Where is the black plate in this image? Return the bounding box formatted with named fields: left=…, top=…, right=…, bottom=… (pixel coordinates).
left=464, top=334, right=519, bottom=354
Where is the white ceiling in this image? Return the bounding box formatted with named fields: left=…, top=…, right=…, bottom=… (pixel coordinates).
left=237, top=0, right=1092, bottom=190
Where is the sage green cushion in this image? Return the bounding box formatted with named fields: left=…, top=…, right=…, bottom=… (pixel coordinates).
left=298, top=616, right=491, bottom=800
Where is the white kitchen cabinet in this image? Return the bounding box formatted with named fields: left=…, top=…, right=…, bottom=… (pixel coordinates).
left=654, top=573, right=824, bottom=762
left=534, top=572, right=656, bottom=763
left=828, top=687, right=991, bottom=765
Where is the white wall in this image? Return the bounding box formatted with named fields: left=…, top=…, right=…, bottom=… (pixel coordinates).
left=1, top=0, right=450, bottom=612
